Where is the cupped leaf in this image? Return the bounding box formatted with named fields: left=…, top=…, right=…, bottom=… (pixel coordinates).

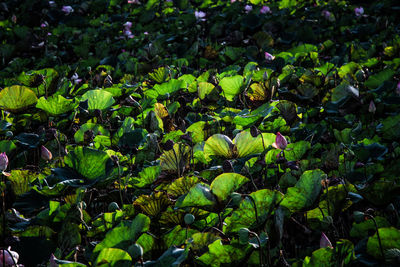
left=159, top=143, right=191, bottom=174
left=281, top=169, right=327, bottom=213
left=166, top=176, right=200, bottom=197
left=64, top=146, right=115, bottom=181
left=0, top=85, right=38, bottom=112
left=204, top=134, right=235, bottom=161
left=94, top=248, right=132, bottom=267
left=17, top=68, right=58, bottom=96
left=134, top=192, right=172, bottom=217
left=210, top=173, right=249, bottom=202
left=93, top=214, right=150, bottom=256
left=131, top=165, right=161, bottom=188
left=233, top=131, right=275, bottom=158
left=198, top=82, right=216, bottom=100
left=80, top=89, right=115, bottom=110
left=6, top=169, right=37, bottom=195
left=176, top=183, right=217, bottom=209
left=224, top=189, right=283, bottom=233
left=36, top=95, right=78, bottom=115
left=219, top=75, right=244, bottom=101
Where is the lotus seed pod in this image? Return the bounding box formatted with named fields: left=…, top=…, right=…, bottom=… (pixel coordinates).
left=108, top=202, right=120, bottom=212
left=230, top=192, right=242, bottom=206
left=128, top=244, right=143, bottom=260
left=238, top=228, right=250, bottom=244
left=5, top=131, right=13, bottom=138
left=184, top=213, right=195, bottom=225
left=353, top=211, right=365, bottom=223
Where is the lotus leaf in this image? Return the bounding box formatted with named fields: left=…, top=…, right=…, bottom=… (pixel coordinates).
left=0, top=85, right=38, bottom=112
left=36, top=95, right=78, bottom=115
left=367, top=227, right=400, bottom=259
left=219, top=75, right=243, bottom=101
left=80, top=89, right=115, bottom=110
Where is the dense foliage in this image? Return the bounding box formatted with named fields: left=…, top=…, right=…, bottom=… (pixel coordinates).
left=1, top=0, right=400, bottom=266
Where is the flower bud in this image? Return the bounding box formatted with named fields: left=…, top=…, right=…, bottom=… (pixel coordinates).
left=274, top=132, right=287, bottom=150
left=368, top=100, right=376, bottom=114
left=264, top=52, right=275, bottom=62
left=0, top=152, right=9, bottom=171
left=320, top=232, right=333, bottom=248
left=41, top=146, right=53, bottom=161
left=0, top=247, right=19, bottom=266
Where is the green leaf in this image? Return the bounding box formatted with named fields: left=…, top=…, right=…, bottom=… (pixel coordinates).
left=233, top=131, right=274, bottom=158
left=159, top=143, right=191, bottom=174
left=93, top=214, right=150, bottom=255
left=149, top=67, right=170, bottom=83
left=17, top=68, right=58, bottom=96
left=210, top=173, right=249, bottom=202
left=198, top=82, right=216, bottom=100
left=131, top=165, right=161, bottom=188
left=64, top=146, right=115, bottom=181
left=163, top=225, right=197, bottom=247
left=367, top=227, right=400, bottom=259
left=6, top=169, right=37, bottom=195
left=331, top=82, right=359, bottom=103
left=224, top=189, right=283, bottom=232
left=364, top=69, right=395, bottom=89
left=0, top=85, right=38, bottom=112
left=154, top=79, right=185, bottom=97
left=350, top=216, right=390, bottom=238
left=94, top=248, right=132, bottom=267
left=176, top=183, right=217, bottom=209
left=204, top=134, right=235, bottom=161
left=219, top=75, right=243, bottom=101
left=197, top=239, right=248, bottom=266
left=284, top=141, right=311, bottom=161
left=80, top=89, right=115, bottom=110
left=380, top=114, right=400, bottom=140
left=58, top=223, right=81, bottom=249
left=303, top=247, right=334, bottom=267
left=74, top=123, right=110, bottom=143
left=281, top=169, right=327, bottom=213
left=36, top=95, right=78, bottom=115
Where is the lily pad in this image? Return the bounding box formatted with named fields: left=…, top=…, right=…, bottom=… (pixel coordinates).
left=210, top=173, right=249, bottom=202
left=36, top=95, right=78, bottom=115
left=219, top=75, right=244, bottom=101
left=80, top=89, right=115, bottom=110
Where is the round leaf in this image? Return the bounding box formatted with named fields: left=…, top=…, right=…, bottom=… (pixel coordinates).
left=0, top=85, right=38, bottom=112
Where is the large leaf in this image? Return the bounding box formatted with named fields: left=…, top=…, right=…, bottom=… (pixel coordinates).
left=175, top=183, right=217, bottom=209
left=367, top=227, right=400, bottom=259
left=159, top=143, right=191, bottom=174
left=219, top=75, right=244, bottom=101
left=0, top=85, right=38, bottom=112
left=224, top=189, right=283, bottom=232
left=36, top=95, right=78, bottom=115
left=210, top=173, right=249, bottom=202
left=364, top=69, right=395, bottom=89
left=17, top=68, right=58, bottom=96
left=204, top=134, right=235, bottom=161
left=233, top=131, right=275, bottom=158
left=196, top=239, right=248, bottom=265
left=94, top=248, right=132, bottom=267
left=281, top=169, right=327, bottom=213
left=6, top=169, right=37, bottom=195
left=154, top=79, right=185, bottom=97
left=80, top=89, right=115, bottom=110
left=64, top=146, right=115, bottom=181
left=93, top=214, right=150, bottom=255
left=131, top=165, right=161, bottom=188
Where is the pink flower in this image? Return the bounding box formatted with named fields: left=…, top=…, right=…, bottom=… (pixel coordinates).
left=368, top=100, right=376, bottom=113
left=273, top=132, right=287, bottom=150
left=320, top=233, right=333, bottom=248
left=260, top=6, right=271, bottom=14
left=71, top=73, right=82, bottom=84
left=127, top=0, right=140, bottom=4
left=61, top=5, right=74, bottom=15
left=124, top=30, right=134, bottom=38
left=41, top=146, right=53, bottom=161
left=244, top=5, right=253, bottom=13
left=0, top=247, right=19, bottom=266
left=396, top=81, right=400, bottom=95
left=49, top=1, right=56, bottom=7
left=144, top=31, right=149, bottom=35
left=0, top=152, right=8, bottom=171
left=123, top=21, right=132, bottom=29
left=195, top=11, right=206, bottom=21
left=41, top=22, right=48, bottom=28
left=322, top=10, right=330, bottom=19
left=264, top=52, right=275, bottom=62
left=354, top=7, right=364, bottom=17
left=231, top=0, right=236, bottom=3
